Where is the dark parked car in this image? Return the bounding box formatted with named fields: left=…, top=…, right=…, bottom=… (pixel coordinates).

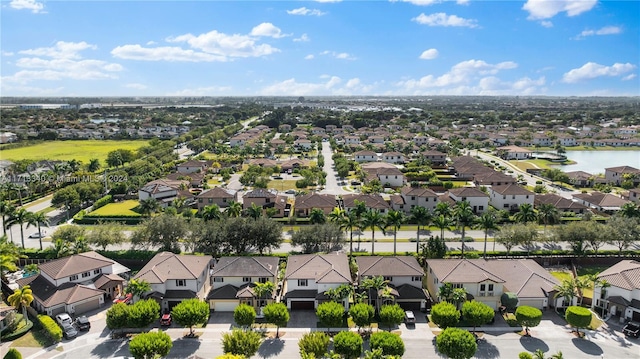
left=61, top=323, right=78, bottom=339
left=75, top=316, right=90, bottom=331
left=351, top=180, right=361, bottom=186
left=623, top=322, right=640, bottom=338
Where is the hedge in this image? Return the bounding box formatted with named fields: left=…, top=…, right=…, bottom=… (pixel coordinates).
left=0, top=319, right=33, bottom=342
left=92, top=195, right=113, bottom=210
left=74, top=216, right=144, bottom=225
left=38, top=315, right=62, bottom=343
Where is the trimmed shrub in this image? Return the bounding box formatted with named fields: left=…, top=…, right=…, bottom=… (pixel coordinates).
left=431, top=302, right=460, bottom=329
left=500, top=292, right=519, bottom=312
left=565, top=306, right=592, bottom=334
left=38, top=315, right=62, bottom=343
left=316, top=301, right=345, bottom=329
left=233, top=304, right=256, bottom=328
left=93, top=195, right=113, bottom=210
left=519, top=352, right=533, bottom=359
left=129, top=331, right=173, bottom=359
left=436, top=327, right=477, bottom=359
left=461, top=301, right=494, bottom=332
left=298, top=332, right=330, bottom=358
left=370, top=331, right=405, bottom=356
left=333, top=331, right=363, bottom=359
left=3, top=348, right=22, bottom=359
left=379, top=304, right=405, bottom=330
left=515, top=306, right=542, bottom=334
left=222, top=329, right=263, bottom=358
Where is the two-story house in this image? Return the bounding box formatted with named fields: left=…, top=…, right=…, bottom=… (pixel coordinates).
left=177, top=160, right=210, bottom=174
left=283, top=253, right=352, bottom=310
left=342, top=194, right=390, bottom=214
left=196, top=187, right=238, bottom=211
left=488, top=184, right=534, bottom=212
left=138, top=179, right=185, bottom=204
left=16, top=251, right=129, bottom=316
left=594, top=260, right=640, bottom=322
left=134, top=252, right=213, bottom=312
left=294, top=193, right=337, bottom=217
left=356, top=256, right=429, bottom=311
left=605, top=166, right=640, bottom=186
left=242, top=188, right=287, bottom=217
left=572, top=192, right=631, bottom=212
left=420, top=150, right=447, bottom=166
left=207, top=257, right=279, bottom=312
left=401, top=186, right=439, bottom=212
left=496, top=145, right=533, bottom=160
left=353, top=151, right=378, bottom=163
left=447, top=187, right=489, bottom=214
left=381, top=152, right=405, bottom=164
left=425, top=259, right=560, bottom=310
left=361, top=162, right=405, bottom=188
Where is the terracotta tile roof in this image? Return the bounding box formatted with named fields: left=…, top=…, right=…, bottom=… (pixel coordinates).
left=565, top=171, right=594, bottom=181
left=93, top=273, right=125, bottom=289
left=285, top=253, right=351, bottom=284
left=597, top=260, right=640, bottom=291
left=342, top=194, right=390, bottom=210
left=133, top=252, right=212, bottom=284
left=197, top=187, right=236, bottom=199
left=356, top=256, right=424, bottom=278
left=474, top=172, right=518, bottom=185
left=401, top=186, right=438, bottom=198
left=295, top=193, right=337, bottom=210
left=573, top=192, right=630, bottom=208
left=37, top=251, right=116, bottom=280
left=211, top=257, right=279, bottom=278
left=534, top=194, right=587, bottom=210
left=605, top=166, right=640, bottom=174
left=448, top=187, right=489, bottom=198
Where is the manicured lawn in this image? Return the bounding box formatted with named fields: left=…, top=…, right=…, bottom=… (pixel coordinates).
left=0, top=140, right=148, bottom=163
left=10, top=328, right=54, bottom=348
left=509, top=159, right=554, bottom=171
left=550, top=271, right=573, bottom=282
left=267, top=179, right=300, bottom=191
left=87, top=200, right=141, bottom=216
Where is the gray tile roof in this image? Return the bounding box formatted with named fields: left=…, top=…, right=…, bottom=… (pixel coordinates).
left=285, top=253, right=351, bottom=284
left=356, top=256, right=424, bottom=278
left=38, top=251, right=118, bottom=280
left=133, top=252, right=212, bottom=284
left=211, top=257, right=279, bottom=278
left=598, top=260, right=640, bottom=291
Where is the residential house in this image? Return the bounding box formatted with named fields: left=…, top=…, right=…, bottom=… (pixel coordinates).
left=207, top=257, right=279, bottom=312
left=294, top=193, right=337, bottom=217
left=138, top=179, right=186, bottom=205
left=626, top=188, right=640, bottom=204
left=401, top=186, right=439, bottom=212
left=595, top=260, right=640, bottom=321
left=604, top=166, right=640, bottom=186
left=361, top=162, right=405, bottom=188
left=294, top=139, right=313, bottom=150
left=488, top=184, right=534, bottom=212
left=344, top=136, right=361, bottom=145
left=283, top=253, right=352, bottom=310
left=420, top=150, right=447, bottom=166
left=165, top=172, right=204, bottom=188
left=16, top=251, right=129, bottom=316
left=447, top=187, right=489, bottom=214
left=414, top=136, right=429, bottom=146
left=425, top=259, right=561, bottom=310
left=177, top=160, right=209, bottom=174
left=534, top=193, right=587, bottom=214
left=565, top=171, right=597, bottom=188
left=280, top=159, right=308, bottom=172
left=381, top=152, right=405, bottom=164
left=473, top=171, right=518, bottom=187
left=196, top=187, right=238, bottom=210
left=496, top=146, right=533, bottom=160
left=572, top=192, right=631, bottom=212
left=389, top=194, right=407, bottom=213
left=369, top=136, right=385, bottom=144
left=342, top=194, right=390, bottom=214
left=248, top=158, right=278, bottom=168
left=134, top=252, right=213, bottom=312
left=353, top=151, right=378, bottom=163
left=356, top=256, right=430, bottom=311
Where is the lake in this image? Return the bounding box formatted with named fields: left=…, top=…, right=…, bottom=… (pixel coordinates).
left=556, top=150, right=640, bottom=174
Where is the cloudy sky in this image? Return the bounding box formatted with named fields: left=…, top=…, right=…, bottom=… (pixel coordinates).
left=1, top=0, right=638, bottom=96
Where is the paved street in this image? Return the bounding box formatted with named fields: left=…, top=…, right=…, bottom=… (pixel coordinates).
left=319, top=141, right=351, bottom=195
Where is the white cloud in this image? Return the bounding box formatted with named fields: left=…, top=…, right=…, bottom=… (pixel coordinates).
left=456, top=0, right=470, bottom=4
left=304, top=54, right=315, bottom=60
left=622, top=74, right=637, bottom=81
left=167, top=86, right=233, bottom=96
left=250, top=23, right=287, bottom=38
left=293, top=34, right=310, bottom=42
left=260, top=75, right=374, bottom=96
left=390, top=0, right=441, bottom=5
left=146, top=41, right=157, bottom=45
left=522, top=0, right=597, bottom=20
left=562, top=62, right=636, bottom=83
left=319, top=50, right=356, bottom=60
left=9, top=0, right=45, bottom=13
left=0, top=84, right=64, bottom=95
left=287, top=7, right=326, bottom=16
left=419, top=48, right=439, bottom=60
left=540, top=20, right=553, bottom=28
left=112, top=45, right=226, bottom=62
left=124, top=83, right=147, bottom=90
left=20, top=41, right=97, bottom=59
left=164, top=29, right=280, bottom=59
left=412, top=13, right=478, bottom=28
left=576, top=26, right=622, bottom=39
left=2, top=51, right=15, bottom=56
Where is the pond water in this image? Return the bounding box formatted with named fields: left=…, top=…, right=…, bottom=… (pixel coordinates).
left=555, top=150, right=640, bottom=174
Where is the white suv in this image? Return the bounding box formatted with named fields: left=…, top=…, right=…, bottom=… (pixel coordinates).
left=56, top=313, right=73, bottom=327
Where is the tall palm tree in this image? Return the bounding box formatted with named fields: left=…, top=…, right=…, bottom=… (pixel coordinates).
left=362, top=209, right=386, bottom=255
left=246, top=203, right=263, bottom=219
left=410, top=206, right=432, bottom=253
left=537, top=203, right=559, bottom=235
left=432, top=214, right=451, bottom=241
left=26, top=211, right=49, bottom=250
left=227, top=200, right=242, bottom=218
left=553, top=279, right=577, bottom=313
left=0, top=235, right=22, bottom=281
left=253, top=281, right=275, bottom=306
left=309, top=208, right=326, bottom=224
left=328, top=207, right=345, bottom=224
left=473, top=211, right=498, bottom=259
left=361, top=275, right=389, bottom=311
left=386, top=210, right=406, bottom=255
left=48, top=238, right=72, bottom=259
left=434, top=202, right=452, bottom=218
left=514, top=203, right=537, bottom=223
left=201, top=204, right=222, bottom=222
left=138, top=197, right=160, bottom=217
left=339, top=211, right=359, bottom=255
left=453, top=201, right=475, bottom=258
left=0, top=200, right=15, bottom=237
left=7, top=208, right=30, bottom=249
left=7, top=285, right=34, bottom=325
left=353, top=200, right=368, bottom=242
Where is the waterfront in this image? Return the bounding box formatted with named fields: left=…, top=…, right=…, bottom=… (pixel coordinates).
left=556, top=150, right=640, bottom=174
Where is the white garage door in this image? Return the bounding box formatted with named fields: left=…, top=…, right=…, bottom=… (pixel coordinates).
left=212, top=301, right=239, bottom=312
left=518, top=300, right=543, bottom=309
left=74, top=298, right=101, bottom=315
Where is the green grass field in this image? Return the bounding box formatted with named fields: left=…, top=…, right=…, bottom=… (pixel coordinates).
left=88, top=200, right=141, bottom=216
left=267, top=179, right=300, bottom=191
left=0, top=140, right=148, bottom=163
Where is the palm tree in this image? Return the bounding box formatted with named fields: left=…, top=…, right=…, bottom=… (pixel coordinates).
left=253, top=281, right=275, bottom=307
left=473, top=211, right=498, bottom=259
left=48, top=238, right=72, bottom=259
left=201, top=204, right=222, bottom=222
left=537, top=203, right=559, bottom=235
left=7, top=285, right=34, bottom=325
left=7, top=208, right=30, bottom=249
left=309, top=208, right=326, bottom=224
left=361, top=275, right=389, bottom=311
left=362, top=209, right=386, bottom=255
left=0, top=200, right=15, bottom=237
left=434, top=202, right=451, bottom=218
left=138, top=197, right=160, bottom=217
left=227, top=200, right=242, bottom=218
left=410, top=206, right=432, bottom=253
left=386, top=210, right=406, bottom=255
left=71, top=237, right=90, bottom=254
left=328, top=207, right=345, bottom=224
left=125, top=278, right=152, bottom=302
left=514, top=203, right=537, bottom=223
left=0, top=235, right=22, bottom=281
left=340, top=211, right=360, bottom=255
left=432, top=214, right=451, bottom=241
left=451, top=288, right=468, bottom=310
left=26, top=211, right=49, bottom=250
left=353, top=200, right=368, bottom=242
left=453, top=201, right=475, bottom=258
left=438, top=282, right=454, bottom=302
left=553, top=279, right=577, bottom=313
left=548, top=351, right=564, bottom=359
left=246, top=203, right=263, bottom=219
left=532, top=349, right=545, bottom=359
left=171, top=197, right=188, bottom=213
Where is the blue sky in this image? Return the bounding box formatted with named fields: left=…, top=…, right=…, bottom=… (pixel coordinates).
left=1, top=0, right=638, bottom=96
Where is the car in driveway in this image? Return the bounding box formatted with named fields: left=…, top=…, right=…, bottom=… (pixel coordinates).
left=404, top=310, right=416, bottom=325
left=160, top=313, right=172, bottom=326
left=75, top=316, right=91, bottom=331
left=623, top=321, right=640, bottom=338
left=56, top=313, right=73, bottom=327
left=28, top=231, right=46, bottom=238
left=61, top=322, right=78, bottom=339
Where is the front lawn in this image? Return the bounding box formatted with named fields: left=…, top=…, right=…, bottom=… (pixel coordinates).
left=88, top=200, right=141, bottom=216
left=9, top=327, right=54, bottom=348
left=267, top=179, right=301, bottom=191
left=550, top=271, right=572, bottom=282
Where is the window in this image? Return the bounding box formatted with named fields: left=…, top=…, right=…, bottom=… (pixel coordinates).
left=479, top=206, right=484, bottom=211
left=69, top=275, right=78, bottom=281
left=298, top=279, right=308, bottom=287
left=259, top=277, right=268, bottom=283
left=214, top=277, right=224, bottom=283
left=176, top=279, right=186, bottom=287
left=462, top=197, right=467, bottom=201
left=94, top=269, right=101, bottom=275
left=198, top=198, right=203, bottom=203
left=82, top=271, right=91, bottom=278
left=266, top=198, right=270, bottom=203
left=452, top=283, right=463, bottom=289
left=243, top=277, right=251, bottom=282
left=503, top=204, right=509, bottom=208
left=412, top=276, right=422, bottom=282
left=208, top=199, right=212, bottom=203
left=384, top=276, right=393, bottom=282
left=411, top=196, right=415, bottom=200
left=223, top=198, right=227, bottom=203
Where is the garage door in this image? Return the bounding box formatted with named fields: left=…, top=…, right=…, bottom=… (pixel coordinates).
left=290, top=300, right=314, bottom=310
left=398, top=302, right=421, bottom=311
left=518, top=300, right=542, bottom=310
left=168, top=301, right=182, bottom=311
left=50, top=306, right=66, bottom=316
left=74, top=298, right=100, bottom=315
left=633, top=310, right=640, bottom=322
left=212, top=301, right=239, bottom=312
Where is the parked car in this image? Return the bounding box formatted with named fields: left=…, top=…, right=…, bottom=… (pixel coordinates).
left=404, top=310, right=416, bottom=324
left=28, top=231, right=46, bottom=238
left=284, top=189, right=296, bottom=194
left=160, top=313, right=172, bottom=326
left=75, top=316, right=91, bottom=331
left=61, top=323, right=78, bottom=339
left=351, top=180, right=361, bottom=186
left=272, top=176, right=283, bottom=180
left=623, top=322, right=640, bottom=338
left=113, top=293, right=133, bottom=304
left=56, top=313, right=73, bottom=327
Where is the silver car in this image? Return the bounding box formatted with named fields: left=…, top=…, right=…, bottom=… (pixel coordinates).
left=404, top=310, right=416, bottom=324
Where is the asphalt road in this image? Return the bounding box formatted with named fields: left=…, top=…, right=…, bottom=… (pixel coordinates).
left=319, top=141, right=351, bottom=195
